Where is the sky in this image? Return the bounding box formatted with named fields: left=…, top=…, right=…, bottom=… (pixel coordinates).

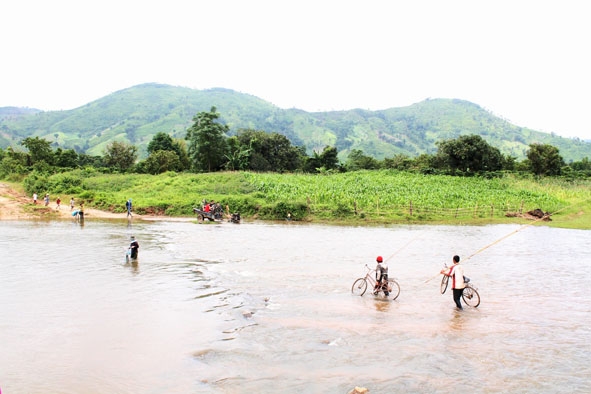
left=1, top=0, right=590, bottom=140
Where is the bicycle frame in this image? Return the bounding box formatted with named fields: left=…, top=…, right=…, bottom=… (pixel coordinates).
left=363, top=267, right=379, bottom=288
left=351, top=264, right=400, bottom=300
left=440, top=264, right=480, bottom=307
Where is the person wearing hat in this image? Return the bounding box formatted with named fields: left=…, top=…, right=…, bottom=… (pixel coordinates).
left=129, top=236, right=140, bottom=259
left=373, top=255, right=389, bottom=296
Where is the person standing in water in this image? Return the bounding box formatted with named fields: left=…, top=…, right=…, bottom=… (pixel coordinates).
left=129, top=236, right=140, bottom=259
left=440, top=255, right=466, bottom=310
left=78, top=203, right=84, bottom=220
left=373, top=255, right=389, bottom=296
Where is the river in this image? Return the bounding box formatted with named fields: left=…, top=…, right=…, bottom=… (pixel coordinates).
left=0, top=219, right=589, bottom=393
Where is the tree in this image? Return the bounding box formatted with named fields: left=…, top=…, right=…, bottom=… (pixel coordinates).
left=185, top=107, right=229, bottom=172
left=147, top=132, right=176, bottom=154
left=383, top=154, right=413, bottom=170
left=235, top=129, right=304, bottom=172
left=78, top=153, right=104, bottom=168
left=345, top=149, right=380, bottom=171
left=570, top=157, right=591, bottom=171
left=303, top=146, right=340, bottom=173
left=526, top=143, right=564, bottom=176
left=4, top=146, right=28, bottom=166
left=502, top=154, right=518, bottom=171
left=225, top=136, right=253, bottom=171
left=318, top=146, right=340, bottom=171
left=172, top=139, right=191, bottom=171
left=20, top=137, right=54, bottom=166
left=436, top=134, right=503, bottom=174
left=141, top=150, right=182, bottom=174
left=54, top=148, right=79, bottom=168
left=146, top=132, right=190, bottom=171
left=0, top=147, right=28, bottom=179
left=103, top=141, right=138, bottom=172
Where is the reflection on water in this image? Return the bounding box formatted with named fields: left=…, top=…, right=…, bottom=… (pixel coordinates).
left=0, top=220, right=590, bottom=393
left=124, top=259, right=140, bottom=274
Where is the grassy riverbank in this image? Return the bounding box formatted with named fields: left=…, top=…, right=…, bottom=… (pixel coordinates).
left=17, top=169, right=591, bottom=229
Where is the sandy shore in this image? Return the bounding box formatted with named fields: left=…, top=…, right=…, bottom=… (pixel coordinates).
left=0, top=182, right=189, bottom=222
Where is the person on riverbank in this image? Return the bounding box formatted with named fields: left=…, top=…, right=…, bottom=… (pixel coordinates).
left=373, top=255, right=389, bottom=296
left=70, top=197, right=75, bottom=210
left=126, top=198, right=133, bottom=218
left=129, top=235, right=139, bottom=259
left=44, top=194, right=50, bottom=206
left=440, top=255, right=466, bottom=310
left=33, top=192, right=38, bottom=204
left=56, top=197, right=61, bottom=210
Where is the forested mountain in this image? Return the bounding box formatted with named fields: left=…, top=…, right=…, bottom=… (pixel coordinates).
left=1, top=83, right=589, bottom=162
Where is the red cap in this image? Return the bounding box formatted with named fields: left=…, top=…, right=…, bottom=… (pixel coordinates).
left=376, top=256, right=383, bottom=262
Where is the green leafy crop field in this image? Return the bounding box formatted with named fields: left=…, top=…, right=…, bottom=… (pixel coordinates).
left=28, top=169, right=591, bottom=229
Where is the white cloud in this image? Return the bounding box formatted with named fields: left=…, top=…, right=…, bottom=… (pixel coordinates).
left=1, top=0, right=590, bottom=139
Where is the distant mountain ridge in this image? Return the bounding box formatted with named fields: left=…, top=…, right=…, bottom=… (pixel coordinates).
left=1, top=83, right=589, bottom=162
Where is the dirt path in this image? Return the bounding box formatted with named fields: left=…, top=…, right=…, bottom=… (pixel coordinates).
left=0, top=182, right=144, bottom=221
left=0, top=182, right=33, bottom=219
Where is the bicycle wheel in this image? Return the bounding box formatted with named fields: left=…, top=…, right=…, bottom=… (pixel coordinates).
left=386, top=279, right=401, bottom=300
left=462, top=285, right=480, bottom=307
left=351, top=278, right=368, bottom=296
left=440, top=275, right=449, bottom=294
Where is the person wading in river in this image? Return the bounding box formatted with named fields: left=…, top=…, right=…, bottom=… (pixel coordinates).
left=373, top=255, right=389, bottom=296
left=440, top=255, right=466, bottom=310
left=129, top=236, right=139, bottom=260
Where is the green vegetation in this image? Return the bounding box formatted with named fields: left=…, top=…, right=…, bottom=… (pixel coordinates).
left=4, top=116, right=588, bottom=178
left=19, top=169, right=591, bottom=229
left=2, top=95, right=590, bottom=230
left=1, top=83, right=590, bottom=162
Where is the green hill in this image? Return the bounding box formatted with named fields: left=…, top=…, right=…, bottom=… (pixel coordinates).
left=1, top=83, right=589, bottom=162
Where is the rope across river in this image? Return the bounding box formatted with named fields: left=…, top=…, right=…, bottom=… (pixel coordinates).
left=384, top=232, right=423, bottom=262
left=423, top=203, right=573, bottom=284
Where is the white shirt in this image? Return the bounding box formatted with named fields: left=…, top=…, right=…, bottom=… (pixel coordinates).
left=449, top=264, right=465, bottom=289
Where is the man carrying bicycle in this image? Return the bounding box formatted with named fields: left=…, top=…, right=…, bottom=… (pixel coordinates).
left=374, top=256, right=389, bottom=296
left=440, top=255, right=465, bottom=309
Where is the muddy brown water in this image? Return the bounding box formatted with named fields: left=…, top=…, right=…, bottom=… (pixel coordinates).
left=1, top=220, right=589, bottom=393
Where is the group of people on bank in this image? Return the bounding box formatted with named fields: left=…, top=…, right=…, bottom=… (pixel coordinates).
left=32, top=192, right=83, bottom=216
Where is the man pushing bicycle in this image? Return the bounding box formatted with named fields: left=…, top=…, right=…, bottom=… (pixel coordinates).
left=373, top=255, right=389, bottom=296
